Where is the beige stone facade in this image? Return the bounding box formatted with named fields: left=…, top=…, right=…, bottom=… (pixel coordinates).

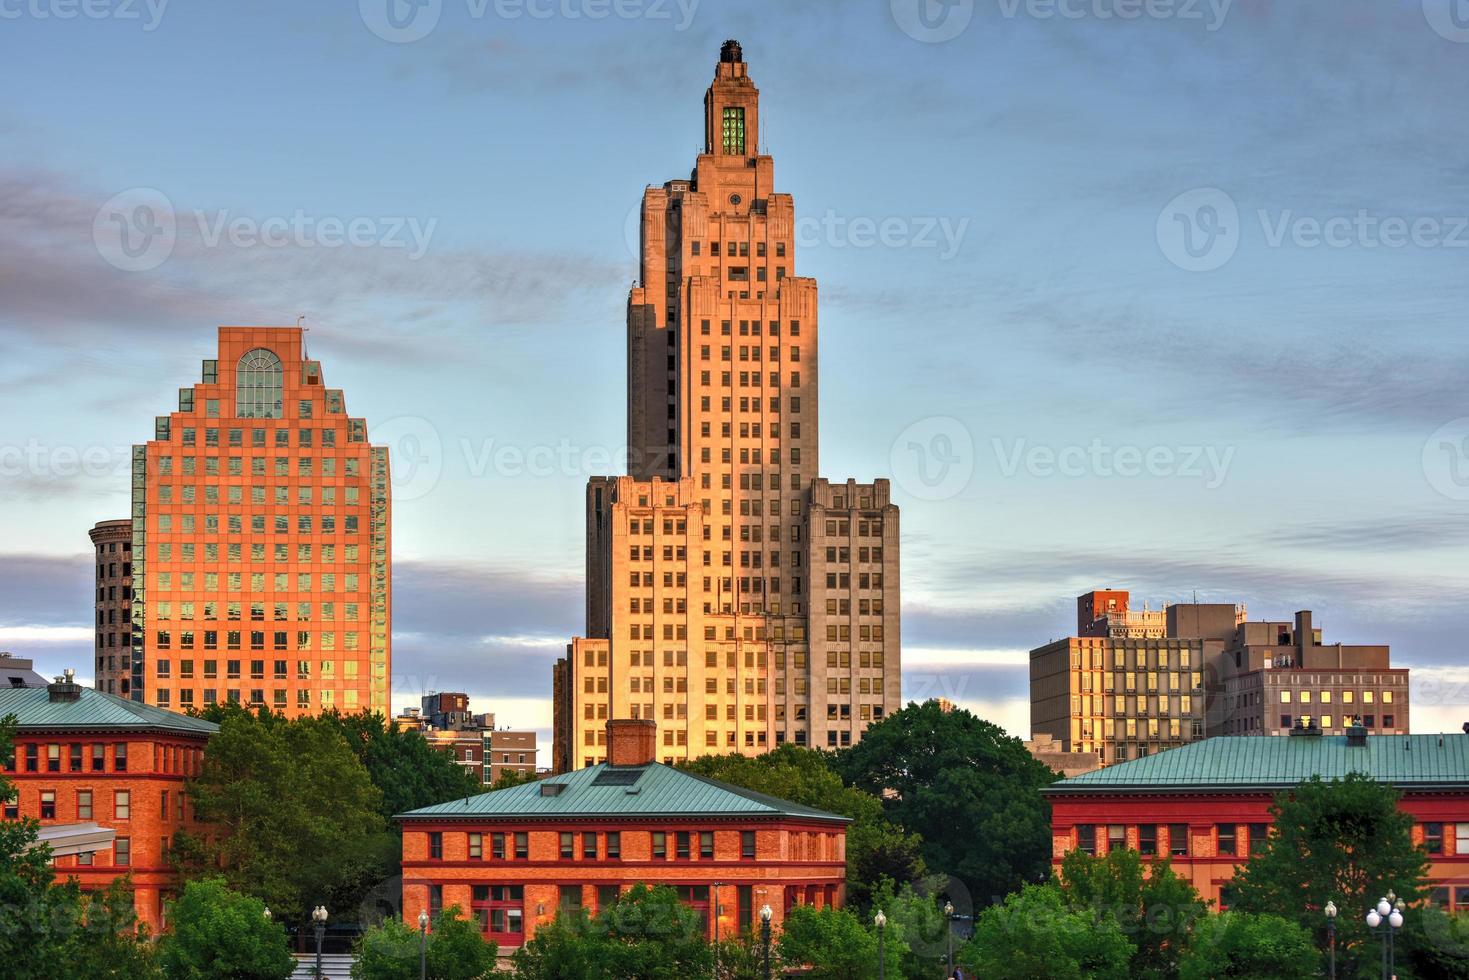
left=554, top=42, right=901, bottom=771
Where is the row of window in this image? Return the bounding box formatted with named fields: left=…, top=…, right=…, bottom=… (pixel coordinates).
left=1278, top=714, right=1397, bottom=731
left=1279, top=689, right=1394, bottom=705
left=157, top=658, right=368, bottom=678
left=154, top=597, right=368, bottom=621
left=154, top=687, right=366, bottom=710
left=4, top=788, right=188, bottom=824
left=9, top=743, right=132, bottom=774
left=689, top=238, right=785, bottom=259
left=154, top=455, right=362, bottom=477
left=424, top=829, right=761, bottom=863
left=1075, top=823, right=1270, bottom=858
left=155, top=514, right=362, bottom=536
left=176, top=425, right=350, bottom=449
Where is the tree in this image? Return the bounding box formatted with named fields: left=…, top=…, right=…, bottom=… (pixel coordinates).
left=1057, top=848, right=1205, bottom=978
left=512, top=884, right=714, bottom=980
left=834, top=701, right=1058, bottom=907
left=776, top=904, right=879, bottom=980
left=352, top=907, right=499, bottom=980
left=682, top=744, right=924, bottom=908
left=174, top=706, right=395, bottom=925
left=1178, top=912, right=1320, bottom=980
left=1229, top=774, right=1429, bottom=977
left=157, top=877, right=295, bottom=980
left=315, top=710, right=485, bottom=820
left=488, top=768, right=538, bottom=791
left=867, top=877, right=942, bottom=977
left=960, top=882, right=1134, bottom=980
left=1405, top=905, right=1469, bottom=979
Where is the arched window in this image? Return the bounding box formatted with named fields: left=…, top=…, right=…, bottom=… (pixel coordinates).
left=236, top=348, right=283, bottom=419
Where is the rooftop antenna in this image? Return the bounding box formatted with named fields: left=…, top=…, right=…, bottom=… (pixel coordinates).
left=297, top=315, right=310, bottom=357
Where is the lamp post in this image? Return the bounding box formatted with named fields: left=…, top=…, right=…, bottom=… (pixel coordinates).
left=1388, top=896, right=1404, bottom=980
left=759, top=904, right=773, bottom=980
left=1367, top=892, right=1404, bottom=980
left=1324, top=901, right=1336, bottom=980
left=418, top=910, right=430, bottom=980
left=874, top=909, right=887, bottom=980
left=263, top=906, right=271, bottom=922
left=311, top=906, right=328, bottom=980
left=944, top=900, right=955, bottom=977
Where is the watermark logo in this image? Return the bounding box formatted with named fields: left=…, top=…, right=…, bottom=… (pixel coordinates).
left=93, top=187, right=176, bottom=272
left=890, top=417, right=975, bottom=501
left=891, top=0, right=975, bottom=43
left=1423, top=0, right=1469, bottom=43
left=369, top=416, right=444, bottom=501
left=1156, top=187, right=1239, bottom=272
left=0, top=0, right=169, bottom=30
left=1423, top=418, right=1469, bottom=501
left=359, top=0, right=442, bottom=42
left=993, top=437, right=1234, bottom=488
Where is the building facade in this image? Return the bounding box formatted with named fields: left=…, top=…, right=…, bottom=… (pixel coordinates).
left=90, top=519, right=135, bottom=696
left=400, top=720, right=847, bottom=952
left=128, top=327, right=391, bottom=717
left=0, top=672, right=218, bottom=932
left=555, top=40, right=901, bottom=771
left=1031, top=590, right=1407, bottom=766
left=413, top=694, right=540, bottom=785
left=1044, top=730, right=1469, bottom=908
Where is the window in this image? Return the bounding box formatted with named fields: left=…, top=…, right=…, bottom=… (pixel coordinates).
left=473, top=885, right=523, bottom=940
left=653, top=831, right=667, bottom=859
left=1426, top=822, right=1445, bottom=855
left=1077, top=824, right=1096, bottom=856
left=559, top=885, right=583, bottom=915
left=47, top=744, right=60, bottom=773
left=491, top=833, right=506, bottom=860
left=114, top=790, right=130, bottom=820
left=429, top=884, right=442, bottom=915
left=700, top=831, right=714, bottom=859
left=92, top=745, right=105, bottom=772
left=741, top=830, right=756, bottom=859
left=606, top=832, right=621, bottom=860
left=1170, top=824, right=1189, bottom=857
left=583, top=831, right=597, bottom=860
left=114, top=743, right=127, bottom=772
left=24, top=745, right=36, bottom=772
left=469, top=833, right=482, bottom=859
left=721, top=106, right=745, bottom=154
left=77, top=790, right=93, bottom=820
left=1249, top=823, right=1269, bottom=855
left=1456, top=824, right=1469, bottom=855
left=236, top=348, right=284, bottom=419
left=676, top=831, right=691, bottom=859
left=40, top=791, right=56, bottom=819
left=560, top=832, right=575, bottom=860
left=428, top=832, right=443, bottom=859
left=114, top=838, right=130, bottom=867
left=514, top=832, right=528, bottom=859
left=1138, top=824, right=1157, bottom=856
left=1217, top=823, right=1237, bottom=856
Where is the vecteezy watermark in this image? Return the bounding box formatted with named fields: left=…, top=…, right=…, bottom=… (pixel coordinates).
left=1423, top=0, right=1469, bottom=43
left=1423, top=418, right=1469, bottom=501
left=359, top=0, right=698, bottom=42
left=993, top=437, right=1235, bottom=488
left=891, top=0, right=1231, bottom=42
left=0, top=0, right=168, bottom=30
left=1158, top=188, right=1469, bottom=271
left=890, top=417, right=976, bottom=502
left=1156, top=187, right=1240, bottom=272
left=0, top=439, right=132, bottom=481
left=93, top=187, right=438, bottom=271
left=369, top=416, right=444, bottom=503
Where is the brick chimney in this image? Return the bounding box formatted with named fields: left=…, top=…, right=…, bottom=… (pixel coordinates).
left=605, top=719, right=656, bottom=767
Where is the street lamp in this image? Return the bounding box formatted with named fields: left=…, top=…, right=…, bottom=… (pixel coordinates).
left=874, top=909, right=887, bottom=980
left=263, top=906, right=271, bottom=922
left=944, top=900, right=955, bottom=977
left=1324, top=901, right=1336, bottom=980
left=759, top=904, right=773, bottom=980
left=418, top=910, right=430, bottom=980
left=1366, top=893, right=1405, bottom=980
left=1388, top=898, right=1405, bottom=979
left=311, top=906, right=328, bottom=980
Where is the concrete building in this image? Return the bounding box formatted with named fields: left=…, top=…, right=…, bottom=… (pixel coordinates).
left=416, top=694, right=540, bottom=785
left=556, top=40, right=901, bottom=771
left=1031, top=590, right=1406, bottom=766
left=1024, top=733, right=1102, bottom=778
left=399, top=719, right=848, bottom=953
left=89, top=519, right=134, bottom=696
left=0, top=671, right=218, bottom=932
left=0, top=653, right=48, bottom=689
left=1044, top=728, right=1469, bottom=908
left=128, top=327, right=391, bottom=716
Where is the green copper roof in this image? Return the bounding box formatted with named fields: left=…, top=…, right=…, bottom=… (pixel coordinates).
left=1047, top=735, right=1469, bottom=794
left=397, top=762, right=851, bottom=823
left=0, top=686, right=218, bottom=736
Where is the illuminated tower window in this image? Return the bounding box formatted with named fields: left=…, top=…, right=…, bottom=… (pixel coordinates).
left=722, top=107, right=745, bottom=155
left=236, top=348, right=283, bottom=419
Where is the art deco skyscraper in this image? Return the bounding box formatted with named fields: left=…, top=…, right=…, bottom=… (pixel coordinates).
left=127, top=327, right=391, bottom=716
left=554, top=42, right=901, bottom=771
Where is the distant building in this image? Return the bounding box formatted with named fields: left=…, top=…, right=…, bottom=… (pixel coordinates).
left=413, top=694, right=538, bottom=785
left=0, top=671, right=218, bottom=932
left=398, top=719, right=848, bottom=952
left=1031, top=590, right=1407, bottom=766
left=1024, top=734, right=1102, bottom=778
left=0, top=653, right=48, bottom=689
left=1044, top=727, right=1469, bottom=908
left=88, top=519, right=134, bottom=696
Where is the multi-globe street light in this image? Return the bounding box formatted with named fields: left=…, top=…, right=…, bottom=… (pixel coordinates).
left=874, top=909, right=887, bottom=980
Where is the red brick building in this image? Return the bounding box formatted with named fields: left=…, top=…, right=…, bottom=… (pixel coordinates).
left=399, top=719, right=847, bottom=950
left=1044, top=728, right=1469, bottom=909
left=0, top=672, right=218, bottom=932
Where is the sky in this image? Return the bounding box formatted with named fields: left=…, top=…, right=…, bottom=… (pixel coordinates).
left=2, top=0, right=1468, bottom=751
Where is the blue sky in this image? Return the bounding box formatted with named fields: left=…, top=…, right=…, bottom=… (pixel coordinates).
left=2, top=0, right=1468, bottom=746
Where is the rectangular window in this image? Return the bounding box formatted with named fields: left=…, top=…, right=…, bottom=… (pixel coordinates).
left=741, top=830, right=756, bottom=859
left=468, top=833, right=482, bottom=859
left=491, top=833, right=506, bottom=860
left=653, top=831, right=667, bottom=859
left=676, top=831, right=691, bottom=859
left=114, top=790, right=130, bottom=820
left=92, top=744, right=105, bottom=772
left=1249, top=823, right=1269, bottom=855
left=514, top=832, right=528, bottom=859
left=583, top=831, right=597, bottom=860
left=428, top=832, right=443, bottom=860
left=606, top=832, right=621, bottom=860
left=115, top=838, right=130, bottom=867
left=1170, top=824, right=1189, bottom=857
left=560, top=832, right=574, bottom=860
left=40, top=791, right=56, bottom=819
left=77, top=790, right=93, bottom=820
left=700, top=831, right=714, bottom=859
left=721, top=106, right=746, bottom=154
left=1138, top=824, right=1157, bottom=856
left=1217, top=823, right=1237, bottom=856
left=1426, top=822, right=1445, bottom=855
left=560, top=885, right=583, bottom=914
left=1077, top=824, right=1096, bottom=856
left=114, top=744, right=127, bottom=772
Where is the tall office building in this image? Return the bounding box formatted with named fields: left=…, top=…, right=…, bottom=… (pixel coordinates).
left=127, top=327, right=391, bottom=716
left=89, top=518, right=135, bottom=695
left=554, top=42, right=902, bottom=771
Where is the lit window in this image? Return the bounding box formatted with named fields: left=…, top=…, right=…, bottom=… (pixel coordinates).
left=236, top=348, right=283, bottom=419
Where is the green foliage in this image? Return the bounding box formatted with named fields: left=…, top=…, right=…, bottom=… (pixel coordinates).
left=1405, top=905, right=1469, bottom=979
left=960, top=882, right=1134, bottom=980
left=867, top=877, right=943, bottom=978
left=1229, top=773, right=1429, bottom=978
left=315, top=710, right=485, bottom=819
left=681, top=745, right=923, bottom=908
left=488, top=768, right=538, bottom=791
left=157, top=877, right=295, bottom=980
left=351, top=906, right=499, bottom=980
left=1057, top=848, right=1206, bottom=978
left=834, top=701, right=1058, bottom=905
left=174, top=705, right=395, bottom=924
left=1178, top=911, right=1320, bottom=980
left=776, top=903, right=879, bottom=980
left=512, top=884, right=714, bottom=980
